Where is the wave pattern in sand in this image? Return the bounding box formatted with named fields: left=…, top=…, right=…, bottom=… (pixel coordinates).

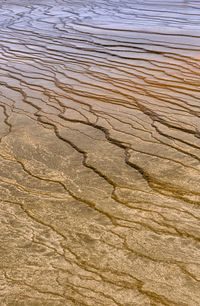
left=1, top=0, right=200, bottom=305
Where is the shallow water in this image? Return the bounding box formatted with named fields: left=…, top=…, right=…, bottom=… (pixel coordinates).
left=1, top=0, right=200, bottom=305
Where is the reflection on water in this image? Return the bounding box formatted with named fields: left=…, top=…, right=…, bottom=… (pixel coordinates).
left=1, top=0, right=200, bottom=304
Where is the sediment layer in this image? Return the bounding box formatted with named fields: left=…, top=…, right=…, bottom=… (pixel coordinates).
left=1, top=0, right=200, bottom=305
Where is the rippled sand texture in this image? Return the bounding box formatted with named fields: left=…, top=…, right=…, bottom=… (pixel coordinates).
left=1, top=0, right=200, bottom=305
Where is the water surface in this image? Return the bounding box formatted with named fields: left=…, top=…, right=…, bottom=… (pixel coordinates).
left=1, top=0, right=200, bottom=305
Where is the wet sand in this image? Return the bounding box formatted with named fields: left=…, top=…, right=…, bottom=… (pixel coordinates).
left=1, top=0, right=200, bottom=305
